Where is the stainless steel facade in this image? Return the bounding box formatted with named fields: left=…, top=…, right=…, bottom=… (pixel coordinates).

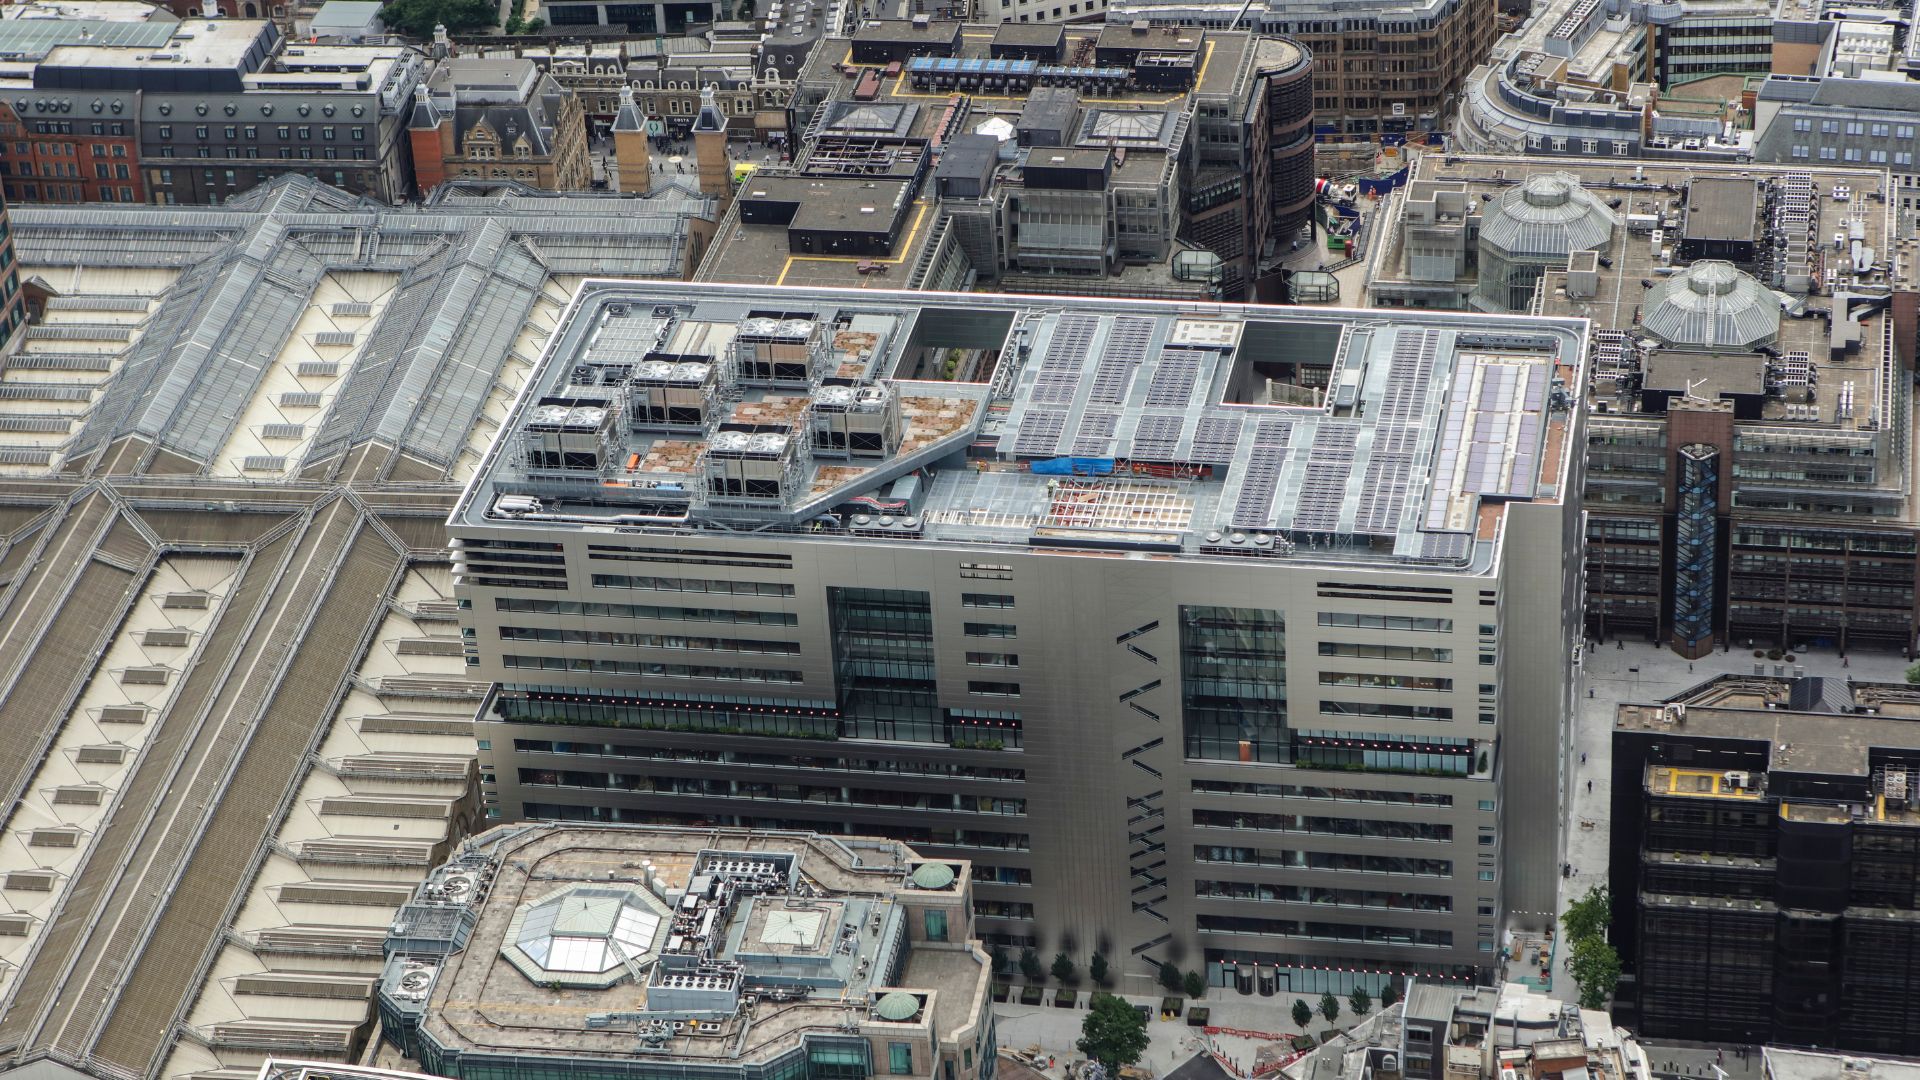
left=451, top=283, right=1587, bottom=998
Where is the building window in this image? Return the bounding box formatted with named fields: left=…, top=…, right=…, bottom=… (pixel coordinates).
left=890, top=1043, right=913, bottom=1075
left=968, top=681, right=1020, bottom=697
left=830, top=587, right=939, bottom=741
left=1182, top=606, right=1286, bottom=763
left=1792, top=117, right=1811, bottom=132
left=925, top=909, right=948, bottom=942
left=961, top=593, right=1014, bottom=608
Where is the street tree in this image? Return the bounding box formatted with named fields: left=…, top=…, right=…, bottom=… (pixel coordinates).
left=1019, top=948, right=1044, bottom=982
left=1158, top=960, right=1184, bottom=993
left=1052, top=952, right=1078, bottom=984
left=1568, top=936, right=1622, bottom=1010
left=1561, top=885, right=1612, bottom=945
left=1078, top=993, right=1151, bottom=1072
left=1291, top=998, right=1313, bottom=1032
left=1318, top=992, right=1341, bottom=1029
left=1348, top=986, right=1372, bottom=1018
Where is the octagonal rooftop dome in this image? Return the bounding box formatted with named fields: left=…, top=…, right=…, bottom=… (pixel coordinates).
left=500, top=884, right=670, bottom=988
left=1642, top=260, right=1781, bottom=351
left=1478, top=172, right=1619, bottom=258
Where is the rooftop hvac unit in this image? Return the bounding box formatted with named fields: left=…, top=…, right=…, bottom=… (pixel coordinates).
left=439, top=871, right=479, bottom=900
left=1723, top=771, right=1750, bottom=789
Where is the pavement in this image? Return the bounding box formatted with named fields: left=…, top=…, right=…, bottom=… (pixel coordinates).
left=993, top=993, right=1338, bottom=1080
left=1526, top=635, right=1917, bottom=1003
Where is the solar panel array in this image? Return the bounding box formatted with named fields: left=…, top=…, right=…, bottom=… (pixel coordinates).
left=1230, top=420, right=1295, bottom=530
left=1144, top=350, right=1203, bottom=410
left=1073, top=410, right=1121, bottom=456
left=1355, top=330, right=1439, bottom=535
left=1507, top=366, right=1551, bottom=498
left=1190, top=414, right=1243, bottom=464
left=1013, top=408, right=1070, bottom=456
left=1129, top=413, right=1185, bottom=460
left=1086, top=316, right=1156, bottom=405
left=1030, top=314, right=1099, bottom=406
left=1291, top=422, right=1359, bottom=533
left=1464, top=365, right=1524, bottom=495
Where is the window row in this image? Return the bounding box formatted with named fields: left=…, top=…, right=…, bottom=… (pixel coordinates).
left=1316, top=613, right=1453, bottom=632
left=498, top=625, right=799, bottom=655
left=512, top=740, right=1027, bottom=782
left=591, top=573, right=796, bottom=596
left=1191, top=779, right=1453, bottom=807
left=1195, top=915, right=1453, bottom=947
left=502, top=654, right=802, bottom=683
left=1318, top=671, right=1453, bottom=692
left=515, top=770, right=1026, bottom=814
left=1193, top=878, right=1453, bottom=912
left=1192, top=810, right=1452, bottom=842
left=495, top=595, right=798, bottom=625
left=1318, top=641, right=1453, bottom=663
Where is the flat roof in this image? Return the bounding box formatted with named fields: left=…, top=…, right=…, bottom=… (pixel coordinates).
left=1681, top=176, right=1760, bottom=243
left=991, top=22, right=1065, bottom=46
left=1643, top=351, right=1765, bottom=397
left=0, top=14, right=174, bottom=57
left=396, top=824, right=986, bottom=1066
left=1371, top=154, right=1907, bottom=447
left=1617, top=680, right=1920, bottom=780
left=455, top=283, right=1587, bottom=573
left=1767, top=1049, right=1920, bottom=1080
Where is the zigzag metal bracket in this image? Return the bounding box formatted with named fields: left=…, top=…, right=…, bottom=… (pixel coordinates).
left=1115, top=621, right=1161, bottom=664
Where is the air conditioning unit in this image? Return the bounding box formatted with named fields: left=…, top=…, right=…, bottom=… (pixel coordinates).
left=1723, top=771, right=1751, bottom=789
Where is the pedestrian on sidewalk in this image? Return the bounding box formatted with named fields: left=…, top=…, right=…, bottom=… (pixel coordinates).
left=1587, top=779, right=1593, bottom=793
left=1580, top=752, right=1587, bottom=765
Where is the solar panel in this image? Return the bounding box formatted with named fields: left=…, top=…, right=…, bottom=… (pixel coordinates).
left=1231, top=442, right=1291, bottom=530
left=1355, top=451, right=1415, bottom=535
left=1129, top=413, right=1185, bottom=460
left=1419, top=531, right=1472, bottom=561
left=1013, top=409, right=1069, bottom=456
left=1072, top=410, right=1120, bottom=456
left=1190, top=414, right=1242, bottom=463
left=1291, top=423, right=1359, bottom=533
left=1085, top=317, right=1157, bottom=405
left=1144, top=350, right=1202, bottom=410
left=1030, top=314, right=1099, bottom=406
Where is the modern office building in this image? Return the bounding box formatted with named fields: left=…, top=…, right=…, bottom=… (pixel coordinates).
left=1454, top=0, right=1768, bottom=160
left=1366, top=153, right=1918, bottom=656
left=698, top=18, right=1313, bottom=302
left=1756, top=0, right=1920, bottom=227
left=375, top=823, right=995, bottom=1080
left=449, top=280, right=1589, bottom=997
left=1610, top=676, right=1920, bottom=1052
left=1103, top=0, right=1495, bottom=139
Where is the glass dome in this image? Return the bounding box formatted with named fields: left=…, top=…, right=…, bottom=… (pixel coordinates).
left=1642, top=261, right=1781, bottom=350
left=501, top=885, right=669, bottom=988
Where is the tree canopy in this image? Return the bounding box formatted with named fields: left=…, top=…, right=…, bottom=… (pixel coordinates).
left=1560, top=885, right=1612, bottom=944
left=1317, top=992, right=1341, bottom=1027
left=1291, top=999, right=1313, bottom=1032
left=1568, top=935, right=1622, bottom=1010
left=1078, top=993, right=1151, bottom=1071
left=381, top=0, right=497, bottom=36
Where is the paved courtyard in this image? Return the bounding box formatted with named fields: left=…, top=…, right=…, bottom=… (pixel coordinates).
left=1535, top=635, right=1916, bottom=1002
